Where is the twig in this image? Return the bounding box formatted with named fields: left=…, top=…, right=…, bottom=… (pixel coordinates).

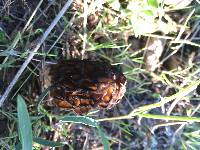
left=0, top=0, right=73, bottom=107
left=81, top=0, right=88, bottom=59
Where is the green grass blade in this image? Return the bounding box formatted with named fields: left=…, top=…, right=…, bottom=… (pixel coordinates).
left=130, top=78, right=200, bottom=115
left=60, top=116, right=110, bottom=149
left=7, top=32, right=21, bottom=50
left=97, top=126, right=110, bottom=150
left=138, top=113, right=200, bottom=122
left=17, top=95, right=33, bottom=150
left=60, top=116, right=98, bottom=127
left=33, top=137, right=64, bottom=147
left=36, top=86, right=53, bottom=114
left=0, top=49, right=19, bottom=56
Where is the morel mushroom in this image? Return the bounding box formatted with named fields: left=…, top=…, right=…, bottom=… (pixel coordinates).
left=44, top=60, right=127, bottom=114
